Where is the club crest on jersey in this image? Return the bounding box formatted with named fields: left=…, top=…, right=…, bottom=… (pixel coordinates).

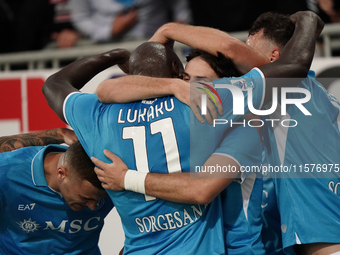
left=93, top=198, right=105, bottom=211
left=17, top=218, right=40, bottom=233
left=231, top=78, right=254, bottom=91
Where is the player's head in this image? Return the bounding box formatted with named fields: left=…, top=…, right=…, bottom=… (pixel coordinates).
left=246, top=12, right=294, bottom=62
left=183, top=49, right=241, bottom=82
left=57, top=141, right=107, bottom=211
left=129, top=42, right=184, bottom=78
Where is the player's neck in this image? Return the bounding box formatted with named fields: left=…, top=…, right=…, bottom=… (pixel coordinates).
left=44, top=152, right=63, bottom=191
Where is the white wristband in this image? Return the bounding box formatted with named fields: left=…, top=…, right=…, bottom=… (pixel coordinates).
left=124, top=170, right=147, bottom=194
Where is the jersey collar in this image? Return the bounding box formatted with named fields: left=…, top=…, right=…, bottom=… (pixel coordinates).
left=31, top=144, right=68, bottom=187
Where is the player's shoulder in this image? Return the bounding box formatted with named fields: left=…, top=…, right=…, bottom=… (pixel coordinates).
left=64, top=92, right=101, bottom=110
left=242, top=67, right=265, bottom=78
left=0, top=147, right=42, bottom=186
left=0, top=146, right=42, bottom=163
left=212, top=68, right=264, bottom=92
left=65, top=92, right=97, bottom=103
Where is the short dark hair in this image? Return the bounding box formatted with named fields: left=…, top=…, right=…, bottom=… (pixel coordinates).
left=129, top=42, right=183, bottom=78
left=64, top=141, right=104, bottom=190
left=186, top=49, right=241, bottom=78
left=248, top=12, right=295, bottom=50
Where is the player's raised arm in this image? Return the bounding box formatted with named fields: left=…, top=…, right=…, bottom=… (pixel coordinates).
left=96, top=23, right=269, bottom=105
left=42, top=49, right=130, bottom=123
left=149, top=23, right=270, bottom=74
left=0, top=128, right=77, bottom=153
left=258, top=11, right=324, bottom=104
left=96, top=75, right=190, bottom=105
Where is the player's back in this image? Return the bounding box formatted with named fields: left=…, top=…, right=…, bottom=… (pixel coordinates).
left=261, top=72, right=340, bottom=251
left=65, top=93, right=225, bottom=254
left=64, top=68, right=267, bottom=254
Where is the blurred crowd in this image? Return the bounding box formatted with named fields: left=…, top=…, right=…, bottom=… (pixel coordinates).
left=0, top=0, right=339, bottom=54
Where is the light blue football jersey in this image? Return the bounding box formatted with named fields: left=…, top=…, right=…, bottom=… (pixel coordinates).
left=214, top=125, right=265, bottom=255
left=64, top=68, right=265, bottom=254
left=190, top=68, right=265, bottom=169
left=0, top=145, right=113, bottom=255
left=261, top=71, right=340, bottom=252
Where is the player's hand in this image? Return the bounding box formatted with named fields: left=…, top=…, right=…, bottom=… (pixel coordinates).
left=111, top=49, right=131, bottom=65
left=190, top=80, right=223, bottom=125
left=119, top=246, right=124, bottom=255
left=148, top=24, right=175, bottom=50
left=106, top=49, right=131, bottom=74
left=118, top=59, right=130, bottom=74
left=91, top=150, right=127, bottom=191
left=57, top=128, right=78, bottom=145
left=171, top=79, right=190, bottom=106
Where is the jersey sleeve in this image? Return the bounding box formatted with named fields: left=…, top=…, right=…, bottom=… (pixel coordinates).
left=63, top=92, right=101, bottom=156
left=213, top=124, right=262, bottom=183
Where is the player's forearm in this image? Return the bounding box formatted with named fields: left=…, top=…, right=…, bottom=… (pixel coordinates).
left=46, top=49, right=130, bottom=91
left=42, top=49, right=130, bottom=122
left=144, top=172, right=220, bottom=204
left=0, top=128, right=67, bottom=153
left=158, top=23, right=269, bottom=73
left=96, top=75, right=184, bottom=103
left=224, top=38, right=270, bottom=74
left=134, top=155, right=240, bottom=204
left=279, top=11, right=323, bottom=76
left=93, top=150, right=236, bottom=203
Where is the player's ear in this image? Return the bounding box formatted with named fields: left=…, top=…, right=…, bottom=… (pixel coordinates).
left=118, top=60, right=130, bottom=75
left=171, top=59, right=184, bottom=79
left=57, top=166, right=68, bottom=180
left=270, top=49, right=280, bottom=62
